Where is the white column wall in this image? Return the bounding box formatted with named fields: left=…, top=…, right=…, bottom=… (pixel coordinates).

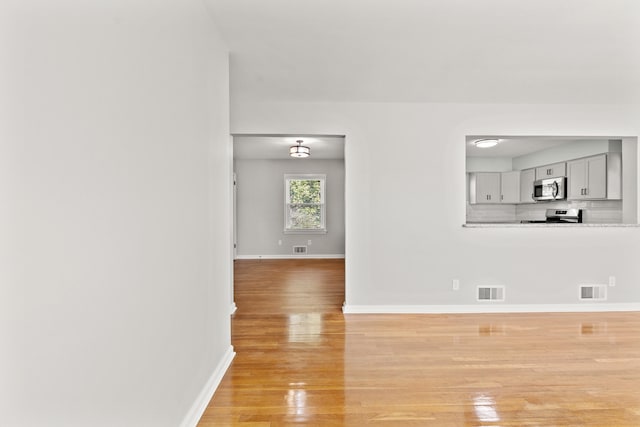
left=0, top=1, right=232, bottom=426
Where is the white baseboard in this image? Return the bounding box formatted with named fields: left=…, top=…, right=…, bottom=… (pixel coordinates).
left=236, top=254, right=345, bottom=260
left=342, top=303, right=640, bottom=314
left=180, top=345, right=235, bottom=427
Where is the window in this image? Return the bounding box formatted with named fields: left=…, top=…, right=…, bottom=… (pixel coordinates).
left=284, top=174, right=326, bottom=233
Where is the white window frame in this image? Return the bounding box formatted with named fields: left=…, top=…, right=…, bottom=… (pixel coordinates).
left=284, top=174, right=327, bottom=234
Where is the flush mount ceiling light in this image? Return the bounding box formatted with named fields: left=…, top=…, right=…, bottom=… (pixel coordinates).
left=289, top=140, right=310, bottom=158
left=474, top=138, right=499, bottom=148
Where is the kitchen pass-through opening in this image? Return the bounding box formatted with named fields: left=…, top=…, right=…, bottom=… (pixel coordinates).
left=465, top=135, right=638, bottom=226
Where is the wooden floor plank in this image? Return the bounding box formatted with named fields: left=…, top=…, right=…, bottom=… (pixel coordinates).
left=198, top=259, right=640, bottom=426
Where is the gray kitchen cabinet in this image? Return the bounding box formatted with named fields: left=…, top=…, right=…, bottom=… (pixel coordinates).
left=567, top=154, right=607, bottom=200
left=535, top=162, right=566, bottom=179
left=519, top=168, right=536, bottom=203
left=469, top=172, right=501, bottom=204
left=469, top=172, right=519, bottom=204
left=501, top=171, right=520, bottom=203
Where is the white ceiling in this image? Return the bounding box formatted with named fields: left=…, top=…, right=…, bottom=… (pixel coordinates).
left=466, top=136, right=616, bottom=158
left=204, top=0, right=640, bottom=104
left=234, top=135, right=345, bottom=160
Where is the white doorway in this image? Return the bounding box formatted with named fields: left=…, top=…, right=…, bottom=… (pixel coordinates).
left=232, top=134, right=345, bottom=260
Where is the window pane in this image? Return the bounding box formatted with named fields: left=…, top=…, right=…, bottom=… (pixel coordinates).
left=287, top=204, right=322, bottom=229
left=289, top=180, right=321, bottom=203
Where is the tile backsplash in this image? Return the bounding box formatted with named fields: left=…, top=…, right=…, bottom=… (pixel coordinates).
left=467, top=200, right=623, bottom=224
left=516, top=200, right=622, bottom=224
left=466, top=203, right=517, bottom=223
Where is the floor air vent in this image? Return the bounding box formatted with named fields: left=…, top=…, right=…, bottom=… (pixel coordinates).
left=579, top=284, right=607, bottom=301
left=293, top=245, right=307, bottom=255
left=477, top=286, right=505, bottom=302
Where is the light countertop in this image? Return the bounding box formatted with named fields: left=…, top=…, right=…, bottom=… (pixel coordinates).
left=463, top=222, right=640, bottom=228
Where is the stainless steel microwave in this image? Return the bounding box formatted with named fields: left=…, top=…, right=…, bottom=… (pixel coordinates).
left=533, top=177, right=566, bottom=201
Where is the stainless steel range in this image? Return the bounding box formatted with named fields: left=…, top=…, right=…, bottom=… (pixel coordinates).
left=522, top=208, right=583, bottom=224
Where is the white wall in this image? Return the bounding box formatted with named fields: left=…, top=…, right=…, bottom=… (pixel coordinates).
left=0, top=1, right=232, bottom=426
left=466, top=157, right=513, bottom=172
left=231, top=101, right=640, bottom=311
left=235, top=159, right=345, bottom=257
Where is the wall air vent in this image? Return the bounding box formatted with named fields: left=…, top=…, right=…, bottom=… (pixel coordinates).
left=579, top=284, right=607, bottom=301
left=477, top=286, right=505, bottom=302
left=293, top=245, right=307, bottom=255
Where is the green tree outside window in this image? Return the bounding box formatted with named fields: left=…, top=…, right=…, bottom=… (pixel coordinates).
left=285, top=175, right=326, bottom=231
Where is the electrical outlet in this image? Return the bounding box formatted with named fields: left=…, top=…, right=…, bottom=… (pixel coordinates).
left=452, top=279, right=460, bottom=291
left=278, top=240, right=282, bottom=246
left=609, top=276, right=616, bottom=287
left=307, top=240, right=312, bottom=245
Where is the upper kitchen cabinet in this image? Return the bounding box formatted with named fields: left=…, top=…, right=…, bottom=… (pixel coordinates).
left=469, top=172, right=501, bottom=204
left=567, top=153, right=621, bottom=200
left=519, top=168, right=536, bottom=203
left=468, top=171, right=521, bottom=204
left=535, top=162, right=566, bottom=179
left=567, top=155, right=605, bottom=200
left=501, top=171, right=520, bottom=203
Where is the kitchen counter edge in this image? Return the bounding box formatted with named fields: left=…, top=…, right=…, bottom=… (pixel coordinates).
left=463, top=223, right=640, bottom=228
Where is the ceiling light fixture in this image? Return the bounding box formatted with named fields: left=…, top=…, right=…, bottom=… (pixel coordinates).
left=289, top=140, right=310, bottom=158
left=474, top=139, right=499, bottom=148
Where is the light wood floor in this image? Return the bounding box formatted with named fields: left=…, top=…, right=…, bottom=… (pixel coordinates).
left=198, top=259, right=640, bottom=426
